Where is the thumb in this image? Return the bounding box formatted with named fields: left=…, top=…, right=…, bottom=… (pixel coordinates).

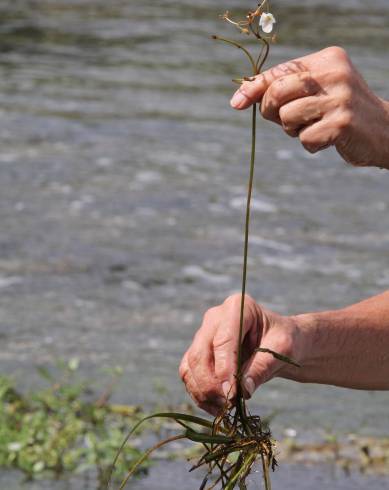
left=241, top=332, right=293, bottom=398
left=241, top=352, right=279, bottom=399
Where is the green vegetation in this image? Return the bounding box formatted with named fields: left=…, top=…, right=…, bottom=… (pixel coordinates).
left=0, top=361, right=152, bottom=488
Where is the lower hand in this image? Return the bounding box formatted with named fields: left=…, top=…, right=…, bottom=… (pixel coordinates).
left=179, top=294, right=301, bottom=415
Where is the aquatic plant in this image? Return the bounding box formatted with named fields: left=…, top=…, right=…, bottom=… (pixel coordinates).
left=107, top=2, right=300, bottom=489
left=0, top=361, right=154, bottom=488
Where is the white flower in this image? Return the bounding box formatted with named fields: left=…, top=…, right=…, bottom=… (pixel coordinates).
left=259, top=12, right=276, bottom=34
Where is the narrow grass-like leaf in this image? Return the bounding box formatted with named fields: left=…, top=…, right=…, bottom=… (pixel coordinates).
left=225, top=452, right=257, bottom=490
left=255, top=348, right=301, bottom=368
left=106, top=412, right=214, bottom=488
left=185, top=430, right=235, bottom=445
left=118, top=435, right=185, bottom=490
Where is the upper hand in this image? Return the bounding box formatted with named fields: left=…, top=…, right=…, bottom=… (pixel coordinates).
left=179, top=294, right=301, bottom=415
left=230, top=46, right=389, bottom=169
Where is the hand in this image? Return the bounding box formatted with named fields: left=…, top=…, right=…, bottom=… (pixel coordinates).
left=230, top=46, right=389, bottom=169
left=179, top=294, right=301, bottom=415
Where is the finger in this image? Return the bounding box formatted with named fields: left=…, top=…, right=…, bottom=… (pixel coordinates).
left=261, top=72, right=321, bottom=124
left=241, top=353, right=279, bottom=399
left=298, top=114, right=341, bottom=154
left=180, top=351, right=223, bottom=415
left=213, top=295, right=261, bottom=401
left=230, top=46, right=339, bottom=111
left=278, top=95, right=326, bottom=137
left=186, top=308, right=226, bottom=406
left=230, top=61, right=302, bottom=110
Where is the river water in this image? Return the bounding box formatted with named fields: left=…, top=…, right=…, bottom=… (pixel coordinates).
left=0, top=0, right=389, bottom=488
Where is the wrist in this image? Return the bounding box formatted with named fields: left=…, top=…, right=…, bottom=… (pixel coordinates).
left=275, top=313, right=317, bottom=381
left=278, top=311, right=331, bottom=383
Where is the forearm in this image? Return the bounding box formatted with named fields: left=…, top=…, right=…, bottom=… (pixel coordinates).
left=283, top=291, right=389, bottom=390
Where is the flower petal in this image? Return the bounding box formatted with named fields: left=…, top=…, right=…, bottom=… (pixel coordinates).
left=259, top=13, right=276, bottom=34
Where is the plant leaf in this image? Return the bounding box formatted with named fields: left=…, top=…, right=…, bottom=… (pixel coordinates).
left=185, top=429, right=235, bottom=445
left=106, top=412, right=214, bottom=488
left=118, top=435, right=186, bottom=490
left=255, top=348, right=301, bottom=368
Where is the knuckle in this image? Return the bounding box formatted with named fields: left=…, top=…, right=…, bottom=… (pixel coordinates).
left=299, top=129, right=310, bottom=145
left=323, top=47, right=354, bottom=83
left=223, top=293, right=256, bottom=318
left=223, top=293, right=241, bottom=309
left=279, top=105, right=290, bottom=124
left=336, top=109, right=353, bottom=132
left=187, top=348, right=202, bottom=370
left=261, top=106, right=273, bottom=122
left=178, top=359, right=188, bottom=381
left=203, top=306, right=219, bottom=323
left=337, top=66, right=354, bottom=86
left=270, top=77, right=287, bottom=100
left=298, top=72, right=318, bottom=94
left=271, top=62, right=295, bottom=78
left=300, top=133, right=317, bottom=153
left=338, top=85, right=354, bottom=106
left=260, top=95, right=274, bottom=121
left=325, top=45, right=348, bottom=61
left=279, top=107, right=299, bottom=137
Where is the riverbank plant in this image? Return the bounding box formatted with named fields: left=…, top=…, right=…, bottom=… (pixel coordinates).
left=0, top=361, right=155, bottom=488
left=107, top=2, right=300, bottom=489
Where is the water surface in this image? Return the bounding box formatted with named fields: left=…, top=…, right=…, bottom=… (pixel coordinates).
left=0, top=0, right=389, bottom=487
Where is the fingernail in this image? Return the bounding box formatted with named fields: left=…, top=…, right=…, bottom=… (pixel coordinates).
left=243, top=376, right=256, bottom=397
left=230, top=90, right=248, bottom=109
left=222, top=381, right=232, bottom=399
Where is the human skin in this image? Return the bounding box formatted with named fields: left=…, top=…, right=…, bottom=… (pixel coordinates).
left=179, top=47, right=389, bottom=415
left=179, top=292, right=389, bottom=414
left=231, top=46, right=389, bottom=168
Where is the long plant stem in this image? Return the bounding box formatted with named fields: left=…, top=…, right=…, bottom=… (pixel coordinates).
left=237, top=104, right=257, bottom=378
left=235, top=103, right=257, bottom=437
left=237, top=102, right=257, bottom=379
